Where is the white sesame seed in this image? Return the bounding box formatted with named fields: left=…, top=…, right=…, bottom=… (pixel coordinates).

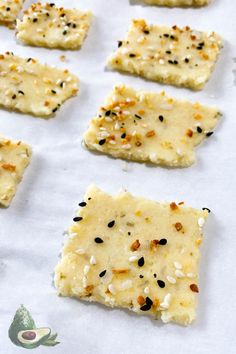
left=175, top=270, right=185, bottom=278
left=122, top=144, right=131, bottom=150
left=198, top=217, right=205, bottom=227
left=82, top=276, right=87, bottom=288
left=159, top=59, right=165, bottom=65
left=105, top=117, right=113, bottom=122
left=83, top=265, right=90, bottom=275
left=160, top=293, right=171, bottom=309
left=76, top=248, right=85, bottom=255
left=90, top=255, right=96, bottom=265
left=109, top=140, right=116, bottom=145
left=144, top=286, right=149, bottom=294
left=114, top=121, right=120, bottom=130
left=108, top=283, right=116, bottom=295
left=174, top=261, right=182, bottom=270
left=187, top=272, right=195, bottom=278
left=166, top=275, right=176, bottom=284
left=120, top=279, right=133, bottom=290
left=129, top=255, right=139, bottom=262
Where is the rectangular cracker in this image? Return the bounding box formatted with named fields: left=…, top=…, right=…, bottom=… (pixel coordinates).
left=84, top=85, right=220, bottom=167
left=0, top=52, right=79, bottom=117
left=0, top=0, right=23, bottom=24
left=55, top=185, right=209, bottom=325
left=107, top=19, right=222, bottom=90
left=16, top=2, right=92, bottom=49
left=0, top=136, right=31, bottom=207
left=144, top=0, right=209, bottom=6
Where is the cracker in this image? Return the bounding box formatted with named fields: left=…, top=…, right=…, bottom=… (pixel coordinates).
left=144, top=0, right=209, bottom=6
left=16, top=2, right=92, bottom=49
left=107, top=19, right=222, bottom=90
left=0, top=136, right=31, bottom=207
left=84, top=85, right=220, bottom=167
left=0, top=52, right=79, bottom=117
left=0, top=0, right=23, bottom=25
left=55, top=185, right=209, bottom=325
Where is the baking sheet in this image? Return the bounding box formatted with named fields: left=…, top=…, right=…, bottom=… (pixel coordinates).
left=0, top=0, right=236, bottom=353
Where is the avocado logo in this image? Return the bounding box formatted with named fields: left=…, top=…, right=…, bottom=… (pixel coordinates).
left=8, top=305, right=59, bottom=349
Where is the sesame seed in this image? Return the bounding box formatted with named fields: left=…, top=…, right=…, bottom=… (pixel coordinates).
left=76, top=248, right=85, bottom=255
left=79, top=202, right=87, bottom=207
left=73, top=216, right=83, bottom=222
left=83, top=265, right=90, bottom=275
left=108, top=284, right=116, bottom=295
left=167, top=275, right=176, bottom=284
left=90, top=255, right=97, bottom=265
left=190, top=284, right=199, bottom=293
left=144, top=286, right=149, bottom=294
left=174, top=261, right=182, bottom=269
left=139, top=275, right=144, bottom=278
left=138, top=257, right=145, bottom=267
left=99, top=270, right=106, bottom=278
left=159, top=238, right=167, bottom=245
left=157, top=280, right=165, bottom=288
left=159, top=115, right=164, bottom=122
left=94, top=237, right=104, bottom=244
left=107, top=220, right=115, bottom=228
left=198, top=217, right=205, bottom=227
left=98, top=139, right=106, bottom=145
left=129, top=255, right=139, bottom=262
left=206, top=132, right=214, bottom=137
left=202, top=207, right=211, bottom=213
left=175, top=270, right=185, bottom=278
left=197, top=126, right=203, bottom=133
left=160, top=293, right=171, bottom=309
left=140, top=297, right=153, bottom=311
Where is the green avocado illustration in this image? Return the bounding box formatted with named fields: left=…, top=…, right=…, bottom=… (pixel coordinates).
left=9, top=305, right=59, bottom=349
left=17, top=328, right=51, bottom=349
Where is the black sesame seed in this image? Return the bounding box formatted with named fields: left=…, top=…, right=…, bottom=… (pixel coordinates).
left=105, top=110, right=111, bottom=116
left=12, top=94, right=16, bottom=99
left=49, top=3, right=55, bottom=7
left=173, top=60, right=178, bottom=65
left=128, top=232, right=131, bottom=236
left=6, top=7, right=10, bottom=11
left=166, top=50, right=172, bottom=54
left=134, top=114, right=142, bottom=119
left=99, top=270, right=106, bottom=277
left=168, top=60, right=174, bottom=64
left=146, top=297, right=153, bottom=306
left=51, top=89, right=56, bottom=94
left=33, top=18, right=38, bottom=22
left=159, top=238, right=167, bottom=245
left=94, top=237, right=104, bottom=244
left=88, top=197, right=92, bottom=200
left=18, top=90, right=25, bottom=95
left=129, top=53, right=136, bottom=58
left=121, top=133, right=126, bottom=139
left=118, top=41, right=123, bottom=48
left=140, top=304, right=151, bottom=311
left=170, top=35, right=175, bottom=40
left=73, top=216, right=83, bottom=222
left=72, top=24, right=77, bottom=29
left=139, top=275, right=144, bottom=278
left=52, top=107, right=58, bottom=113
left=107, top=220, right=115, bottom=228
left=159, top=115, right=164, bottom=122
left=138, top=257, right=145, bottom=267
left=197, top=126, right=203, bottom=133
left=98, top=139, right=106, bottom=145
left=202, top=207, right=211, bottom=213
left=164, top=34, right=169, bottom=38
left=153, top=273, right=157, bottom=278
left=185, top=58, right=190, bottom=63
left=63, top=30, right=67, bottom=35
left=140, top=297, right=153, bottom=311
left=144, top=30, right=150, bottom=34
left=157, top=280, right=165, bottom=288
left=206, top=132, right=214, bottom=137
left=60, top=81, right=65, bottom=88
left=79, top=202, right=87, bottom=207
